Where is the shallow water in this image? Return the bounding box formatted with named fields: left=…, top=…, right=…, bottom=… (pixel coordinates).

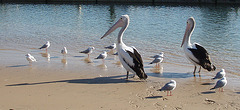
left=0, top=3, right=239, bottom=76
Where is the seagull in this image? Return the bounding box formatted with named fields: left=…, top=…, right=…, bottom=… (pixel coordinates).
left=158, top=80, right=176, bottom=96
left=61, top=47, right=68, bottom=56
left=25, top=53, right=37, bottom=64
left=39, top=41, right=50, bottom=52
left=80, top=47, right=95, bottom=58
left=181, top=17, right=216, bottom=77
left=95, top=51, right=107, bottom=63
left=212, top=69, right=226, bottom=80
left=150, top=52, right=164, bottom=59
left=210, top=77, right=227, bottom=92
left=113, top=52, right=118, bottom=55
left=105, top=43, right=116, bottom=50
left=149, top=52, right=164, bottom=67
left=101, top=15, right=147, bottom=80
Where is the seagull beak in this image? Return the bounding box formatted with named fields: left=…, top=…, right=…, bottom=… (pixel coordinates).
left=101, top=19, right=124, bottom=39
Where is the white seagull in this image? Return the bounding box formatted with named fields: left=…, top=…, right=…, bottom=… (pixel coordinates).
left=210, top=77, right=227, bottom=92
left=158, top=80, right=176, bottom=96
left=150, top=52, right=164, bottom=59
left=101, top=15, right=147, bottom=80
left=61, top=47, right=68, bottom=56
left=181, top=17, right=216, bottom=76
left=39, top=41, right=50, bottom=52
left=212, top=69, right=226, bottom=80
left=25, top=53, right=37, bottom=64
left=95, top=51, right=108, bottom=63
left=80, top=47, right=95, bottom=58
left=149, top=52, right=164, bottom=67
left=105, top=43, right=116, bottom=50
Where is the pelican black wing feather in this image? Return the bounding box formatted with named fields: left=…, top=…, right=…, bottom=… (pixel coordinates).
left=125, top=48, right=147, bottom=79
left=188, top=44, right=216, bottom=71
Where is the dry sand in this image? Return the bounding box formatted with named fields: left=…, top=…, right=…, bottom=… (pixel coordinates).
left=0, top=49, right=239, bottom=110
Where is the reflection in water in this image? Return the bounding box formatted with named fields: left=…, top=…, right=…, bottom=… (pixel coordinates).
left=84, top=57, right=93, bottom=63
left=40, top=52, right=50, bottom=62
left=97, top=64, right=107, bottom=70
left=114, top=61, right=122, bottom=67
left=109, top=5, right=116, bottom=24
left=150, top=65, right=163, bottom=74
left=61, top=58, right=67, bottom=65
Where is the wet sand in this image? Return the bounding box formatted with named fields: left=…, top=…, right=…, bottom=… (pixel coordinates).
left=0, top=49, right=239, bottom=109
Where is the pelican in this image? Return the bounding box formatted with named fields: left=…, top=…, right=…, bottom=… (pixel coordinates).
left=105, top=43, right=116, bottom=50
left=95, top=51, right=108, bottom=64
left=39, top=41, right=50, bottom=52
left=181, top=17, right=216, bottom=76
left=61, top=47, right=68, bottom=56
left=210, top=77, right=227, bottom=92
left=80, top=47, right=95, bottom=58
left=25, top=53, right=37, bottom=64
left=158, top=80, right=176, bottom=96
left=101, top=15, right=147, bottom=80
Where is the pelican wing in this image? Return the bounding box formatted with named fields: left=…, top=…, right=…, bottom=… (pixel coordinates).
left=120, top=46, right=147, bottom=79
left=188, top=43, right=215, bottom=71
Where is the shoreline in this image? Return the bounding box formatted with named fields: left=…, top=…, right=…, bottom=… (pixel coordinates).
left=0, top=49, right=239, bottom=109
left=1, top=0, right=240, bottom=4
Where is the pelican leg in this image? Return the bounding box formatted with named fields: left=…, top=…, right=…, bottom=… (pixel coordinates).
left=198, top=67, right=202, bottom=77
left=193, top=66, right=197, bottom=77
left=126, top=71, right=129, bottom=79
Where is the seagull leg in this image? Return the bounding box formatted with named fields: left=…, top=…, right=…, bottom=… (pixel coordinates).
left=221, top=88, right=224, bottom=92
left=193, top=66, right=197, bottom=77
left=126, top=71, right=129, bottom=79
left=170, top=91, right=172, bottom=96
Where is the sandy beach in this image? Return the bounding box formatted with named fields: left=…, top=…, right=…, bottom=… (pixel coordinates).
left=0, top=49, right=239, bottom=110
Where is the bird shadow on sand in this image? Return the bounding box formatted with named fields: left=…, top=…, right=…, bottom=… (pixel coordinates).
left=6, top=64, right=29, bottom=68
left=235, top=92, right=240, bottom=94
left=73, top=56, right=85, bottom=58
left=147, top=72, right=193, bottom=78
left=201, top=91, right=216, bottom=94
left=201, top=83, right=215, bottom=85
left=145, top=96, right=163, bottom=99
left=5, top=75, right=141, bottom=87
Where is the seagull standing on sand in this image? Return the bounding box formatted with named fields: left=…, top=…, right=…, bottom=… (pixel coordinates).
left=95, top=51, right=107, bottom=64
left=101, top=15, right=147, bottom=80
left=61, top=47, right=68, bottom=56
left=149, top=52, right=164, bottom=67
left=212, top=69, right=225, bottom=80
left=181, top=17, right=216, bottom=76
left=105, top=43, right=116, bottom=50
left=80, top=47, right=95, bottom=58
left=210, top=77, right=227, bottom=92
left=25, top=53, right=37, bottom=64
left=39, top=41, right=50, bottom=52
left=158, top=80, right=176, bottom=96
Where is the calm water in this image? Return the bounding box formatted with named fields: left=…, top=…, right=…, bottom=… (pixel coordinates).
left=0, top=3, right=239, bottom=75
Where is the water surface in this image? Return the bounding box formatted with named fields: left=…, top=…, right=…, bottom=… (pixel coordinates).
left=0, top=3, right=239, bottom=75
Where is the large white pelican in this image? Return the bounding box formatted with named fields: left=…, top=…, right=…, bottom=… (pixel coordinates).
left=181, top=17, right=216, bottom=76
left=101, top=15, right=148, bottom=80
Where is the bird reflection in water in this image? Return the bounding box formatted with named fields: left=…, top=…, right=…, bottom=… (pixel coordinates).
left=40, top=52, right=50, bottom=62
left=84, top=57, right=93, bottom=63
left=150, top=65, right=163, bottom=74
